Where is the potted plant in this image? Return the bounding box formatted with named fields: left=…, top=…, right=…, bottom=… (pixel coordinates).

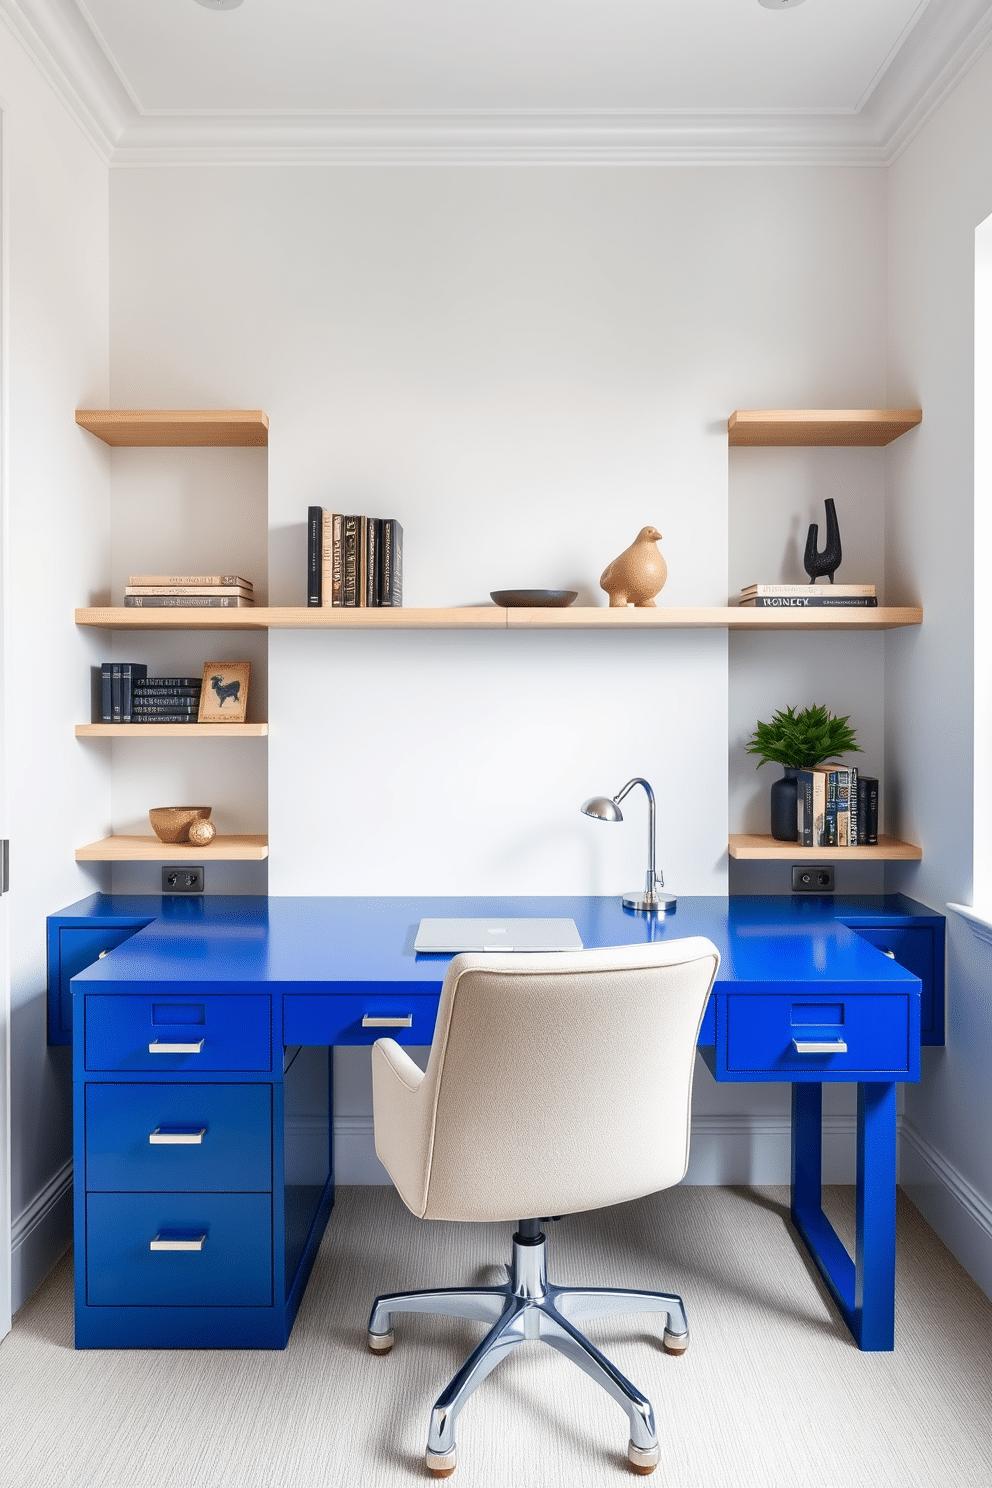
left=746, top=704, right=861, bottom=841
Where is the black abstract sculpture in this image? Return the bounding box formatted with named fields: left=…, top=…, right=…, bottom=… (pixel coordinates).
left=804, top=498, right=842, bottom=583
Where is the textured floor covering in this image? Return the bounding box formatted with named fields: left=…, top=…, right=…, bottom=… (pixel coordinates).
left=1, top=1185, right=991, bottom=1488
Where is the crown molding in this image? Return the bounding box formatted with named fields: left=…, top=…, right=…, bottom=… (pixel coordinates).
left=2, top=0, right=991, bottom=167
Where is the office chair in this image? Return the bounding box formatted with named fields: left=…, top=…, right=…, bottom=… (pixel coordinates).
left=367, top=937, right=720, bottom=1477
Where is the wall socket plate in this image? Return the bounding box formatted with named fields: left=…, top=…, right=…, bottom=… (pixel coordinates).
left=792, top=864, right=834, bottom=892
left=162, top=866, right=204, bottom=893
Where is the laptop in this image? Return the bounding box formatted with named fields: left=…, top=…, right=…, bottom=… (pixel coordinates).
left=414, top=917, right=583, bottom=953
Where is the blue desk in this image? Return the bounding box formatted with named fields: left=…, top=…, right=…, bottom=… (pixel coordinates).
left=50, top=893, right=944, bottom=1353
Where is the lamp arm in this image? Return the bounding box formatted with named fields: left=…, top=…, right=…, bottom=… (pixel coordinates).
left=612, top=778, right=659, bottom=893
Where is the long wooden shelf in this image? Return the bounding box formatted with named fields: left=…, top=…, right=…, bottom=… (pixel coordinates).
left=728, top=834, right=922, bottom=861
left=75, top=409, right=269, bottom=447
left=75, top=834, right=268, bottom=862
left=728, top=409, right=922, bottom=447
left=74, top=605, right=923, bottom=632
left=76, top=724, right=268, bottom=738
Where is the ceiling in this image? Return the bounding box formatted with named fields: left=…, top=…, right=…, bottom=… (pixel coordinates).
left=4, top=0, right=992, bottom=162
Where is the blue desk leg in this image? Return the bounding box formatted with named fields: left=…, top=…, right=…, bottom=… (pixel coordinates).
left=855, top=1082, right=897, bottom=1352
left=790, top=1081, right=896, bottom=1352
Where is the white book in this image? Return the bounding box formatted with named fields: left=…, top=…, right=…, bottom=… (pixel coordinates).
left=740, top=582, right=876, bottom=596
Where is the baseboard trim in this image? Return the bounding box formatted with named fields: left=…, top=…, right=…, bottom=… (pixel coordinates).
left=332, top=1113, right=865, bottom=1187
left=899, top=1118, right=992, bottom=1300
left=11, top=1158, right=72, bottom=1314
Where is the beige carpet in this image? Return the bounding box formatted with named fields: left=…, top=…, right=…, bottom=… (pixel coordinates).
left=1, top=1185, right=990, bottom=1488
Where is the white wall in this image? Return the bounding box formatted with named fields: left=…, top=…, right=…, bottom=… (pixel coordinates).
left=110, top=163, right=891, bottom=1181
left=886, top=43, right=992, bottom=1297
left=0, top=27, right=111, bottom=1313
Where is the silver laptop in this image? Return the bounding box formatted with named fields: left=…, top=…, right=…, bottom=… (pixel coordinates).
left=414, top=917, right=583, bottom=953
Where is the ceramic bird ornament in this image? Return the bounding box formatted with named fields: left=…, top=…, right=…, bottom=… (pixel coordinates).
left=599, top=525, right=668, bottom=607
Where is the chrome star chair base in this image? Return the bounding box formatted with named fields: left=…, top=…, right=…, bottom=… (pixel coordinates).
left=368, top=1218, right=689, bottom=1478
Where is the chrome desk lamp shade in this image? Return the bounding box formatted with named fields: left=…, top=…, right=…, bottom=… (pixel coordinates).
left=581, top=778, right=676, bottom=912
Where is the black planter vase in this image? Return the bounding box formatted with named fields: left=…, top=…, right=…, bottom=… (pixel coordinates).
left=770, top=768, right=800, bottom=842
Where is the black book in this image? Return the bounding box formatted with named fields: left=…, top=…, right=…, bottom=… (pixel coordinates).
left=101, top=663, right=113, bottom=723
left=133, top=685, right=202, bottom=698
left=307, top=505, right=322, bottom=606
left=740, top=595, right=879, bottom=608
left=134, top=713, right=200, bottom=724
left=111, top=663, right=121, bottom=723
left=137, top=677, right=202, bottom=687
left=380, top=519, right=403, bottom=607
left=342, top=515, right=360, bottom=607
left=857, top=776, right=879, bottom=845
left=132, top=700, right=199, bottom=712
left=120, top=663, right=148, bottom=722
left=366, top=518, right=380, bottom=607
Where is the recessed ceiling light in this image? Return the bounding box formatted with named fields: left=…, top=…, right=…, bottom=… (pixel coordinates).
left=194, top=0, right=243, bottom=10
left=758, top=0, right=807, bottom=8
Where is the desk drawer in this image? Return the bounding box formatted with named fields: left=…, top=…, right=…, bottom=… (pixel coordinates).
left=726, top=994, right=913, bottom=1077
left=86, top=1192, right=272, bottom=1307
left=283, top=993, right=439, bottom=1046
left=84, top=994, right=272, bottom=1072
left=50, top=924, right=146, bottom=1045
left=85, top=1084, right=272, bottom=1192
left=849, top=927, right=937, bottom=1038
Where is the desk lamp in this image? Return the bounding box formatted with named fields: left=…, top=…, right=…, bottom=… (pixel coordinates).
left=581, top=777, right=676, bottom=912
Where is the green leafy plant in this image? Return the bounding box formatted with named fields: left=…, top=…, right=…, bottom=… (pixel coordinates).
left=746, top=704, right=862, bottom=770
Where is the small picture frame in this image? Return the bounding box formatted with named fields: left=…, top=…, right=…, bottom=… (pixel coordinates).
left=198, top=661, right=250, bottom=724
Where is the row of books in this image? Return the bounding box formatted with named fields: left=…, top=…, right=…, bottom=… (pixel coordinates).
left=795, top=766, right=879, bottom=847
left=123, top=574, right=255, bottom=609
left=307, top=510, right=403, bottom=608
left=739, top=583, right=877, bottom=609
left=100, top=665, right=203, bottom=723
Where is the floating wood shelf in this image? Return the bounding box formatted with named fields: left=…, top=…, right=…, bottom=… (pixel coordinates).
left=75, top=409, right=269, bottom=447
left=728, top=834, right=922, bottom=862
left=76, top=724, right=268, bottom=738
left=74, top=605, right=923, bottom=633
left=727, top=409, right=922, bottom=447
left=75, top=834, right=269, bottom=862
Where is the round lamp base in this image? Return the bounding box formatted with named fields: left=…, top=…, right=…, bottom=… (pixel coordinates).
left=622, top=890, right=677, bottom=913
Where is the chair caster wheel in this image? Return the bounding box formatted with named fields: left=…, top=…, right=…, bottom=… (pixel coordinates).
left=426, top=1448, right=456, bottom=1477
left=663, top=1328, right=689, bottom=1355
left=627, top=1441, right=660, bottom=1475
left=367, top=1329, right=394, bottom=1353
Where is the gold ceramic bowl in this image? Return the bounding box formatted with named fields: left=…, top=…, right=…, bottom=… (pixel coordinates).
left=148, top=806, right=212, bottom=844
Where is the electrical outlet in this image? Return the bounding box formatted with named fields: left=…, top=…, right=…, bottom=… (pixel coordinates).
left=162, top=866, right=204, bottom=893
left=792, top=864, right=834, bottom=892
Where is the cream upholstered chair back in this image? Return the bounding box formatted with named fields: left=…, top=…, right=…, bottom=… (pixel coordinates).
left=371, top=936, right=720, bottom=1224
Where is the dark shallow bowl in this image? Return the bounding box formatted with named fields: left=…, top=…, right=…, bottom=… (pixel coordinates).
left=490, top=589, right=578, bottom=608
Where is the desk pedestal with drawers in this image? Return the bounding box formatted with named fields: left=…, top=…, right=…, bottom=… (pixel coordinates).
left=51, top=893, right=944, bottom=1353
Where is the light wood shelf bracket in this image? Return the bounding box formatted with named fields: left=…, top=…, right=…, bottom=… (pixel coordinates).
left=728, top=409, right=922, bottom=447
left=728, top=834, right=921, bottom=862
left=75, top=409, right=269, bottom=447
left=74, top=605, right=923, bottom=633
left=75, top=834, right=269, bottom=862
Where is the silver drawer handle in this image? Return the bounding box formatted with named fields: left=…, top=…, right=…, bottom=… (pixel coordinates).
left=98, top=949, right=110, bottom=958
left=150, top=1233, right=206, bottom=1252
left=148, top=1038, right=205, bottom=1054
left=149, top=1128, right=206, bottom=1145
left=362, top=1015, right=413, bottom=1028
left=793, top=1038, right=849, bottom=1054
left=879, top=947, right=896, bottom=959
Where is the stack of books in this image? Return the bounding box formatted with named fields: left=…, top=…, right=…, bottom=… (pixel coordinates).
left=123, top=574, right=255, bottom=608
left=100, top=667, right=203, bottom=723
left=796, top=766, right=879, bottom=846
left=308, top=510, right=403, bottom=608
left=738, top=583, right=877, bottom=608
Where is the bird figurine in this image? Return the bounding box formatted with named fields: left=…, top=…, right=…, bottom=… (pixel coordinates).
left=600, top=526, right=668, bottom=607
left=803, top=498, right=842, bottom=583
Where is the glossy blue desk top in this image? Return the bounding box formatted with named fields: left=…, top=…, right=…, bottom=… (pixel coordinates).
left=62, top=893, right=935, bottom=995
